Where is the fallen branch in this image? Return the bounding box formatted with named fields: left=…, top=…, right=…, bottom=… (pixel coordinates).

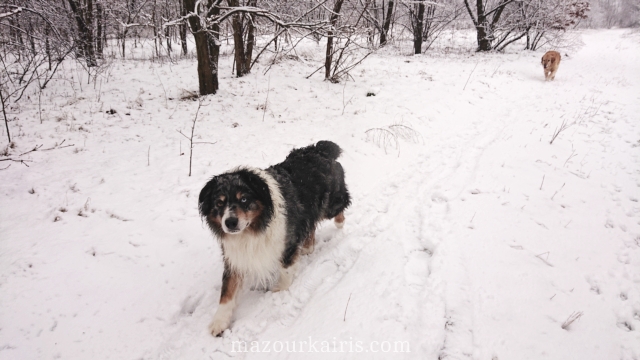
left=19, top=144, right=43, bottom=156
left=0, top=158, right=32, bottom=167
left=42, top=139, right=75, bottom=151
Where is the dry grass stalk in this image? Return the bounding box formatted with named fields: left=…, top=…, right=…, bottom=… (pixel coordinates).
left=561, top=311, right=584, bottom=330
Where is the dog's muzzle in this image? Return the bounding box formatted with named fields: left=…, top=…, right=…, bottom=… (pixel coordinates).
left=224, top=217, right=240, bottom=232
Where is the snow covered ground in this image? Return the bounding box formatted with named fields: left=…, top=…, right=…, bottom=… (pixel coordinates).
left=1, top=29, right=639, bottom=359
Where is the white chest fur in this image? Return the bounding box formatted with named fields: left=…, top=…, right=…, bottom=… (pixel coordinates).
left=221, top=168, right=287, bottom=287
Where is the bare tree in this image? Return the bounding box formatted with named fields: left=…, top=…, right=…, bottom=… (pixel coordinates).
left=325, top=0, right=345, bottom=80
left=67, top=0, right=98, bottom=66
left=380, top=0, right=394, bottom=45
left=0, top=2, right=75, bottom=144
left=405, top=0, right=462, bottom=54
left=463, top=0, right=514, bottom=51
left=181, top=0, right=220, bottom=95
left=495, top=0, right=590, bottom=51
left=227, top=0, right=257, bottom=77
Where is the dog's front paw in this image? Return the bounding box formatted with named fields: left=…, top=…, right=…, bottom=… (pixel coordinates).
left=334, top=212, right=345, bottom=229
left=208, top=318, right=230, bottom=337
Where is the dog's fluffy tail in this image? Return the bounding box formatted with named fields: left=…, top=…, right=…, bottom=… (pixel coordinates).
left=314, top=141, right=342, bottom=160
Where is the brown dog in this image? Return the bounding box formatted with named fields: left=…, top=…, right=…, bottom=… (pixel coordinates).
left=541, top=51, right=561, bottom=81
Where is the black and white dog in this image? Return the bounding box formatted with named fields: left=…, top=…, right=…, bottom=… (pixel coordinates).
left=198, top=141, right=351, bottom=336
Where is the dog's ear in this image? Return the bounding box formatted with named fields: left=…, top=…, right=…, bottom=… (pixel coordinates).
left=551, top=57, right=556, bottom=64
left=198, top=177, right=218, bottom=217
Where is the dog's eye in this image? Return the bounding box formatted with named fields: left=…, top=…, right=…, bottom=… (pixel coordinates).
left=240, top=197, right=247, bottom=203
left=216, top=200, right=224, bottom=207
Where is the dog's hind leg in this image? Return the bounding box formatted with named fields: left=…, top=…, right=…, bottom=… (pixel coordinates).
left=209, top=266, right=242, bottom=337
left=300, top=231, right=315, bottom=255
left=334, top=212, right=345, bottom=229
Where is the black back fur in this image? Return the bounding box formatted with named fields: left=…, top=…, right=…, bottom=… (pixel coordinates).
left=267, top=141, right=351, bottom=265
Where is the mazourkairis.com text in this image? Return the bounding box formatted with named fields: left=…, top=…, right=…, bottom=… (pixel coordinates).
left=231, top=338, right=411, bottom=353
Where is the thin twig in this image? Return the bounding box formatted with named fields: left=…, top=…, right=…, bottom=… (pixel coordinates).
left=19, top=144, right=43, bottom=156
left=341, top=81, right=353, bottom=116
left=463, top=62, right=479, bottom=91
left=176, top=98, right=215, bottom=176
left=535, top=252, right=553, bottom=267
left=193, top=141, right=218, bottom=145
left=491, top=63, right=502, bottom=78
left=540, top=174, right=545, bottom=190
left=0, top=158, right=31, bottom=167
left=155, top=69, right=168, bottom=108
left=262, top=74, right=270, bottom=122
left=42, top=144, right=74, bottom=151
left=188, top=100, right=204, bottom=176
left=551, top=183, right=565, bottom=200
left=563, top=150, right=577, bottom=167
left=343, top=293, right=352, bottom=321
left=561, top=311, right=584, bottom=330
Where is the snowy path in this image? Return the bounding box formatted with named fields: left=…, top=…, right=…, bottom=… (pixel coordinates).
left=1, top=30, right=639, bottom=359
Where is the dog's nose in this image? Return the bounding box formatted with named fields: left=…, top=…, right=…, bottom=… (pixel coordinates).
left=225, top=217, right=239, bottom=230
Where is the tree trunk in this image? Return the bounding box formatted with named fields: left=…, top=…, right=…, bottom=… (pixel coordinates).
left=207, top=2, right=220, bottom=92
left=414, top=1, right=425, bottom=54
left=67, top=0, right=98, bottom=66
left=325, top=0, right=345, bottom=81
left=165, top=27, right=172, bottom=56
left=380, top=0, right=394, bottom=45
left=152, top=0, right=159, bottom=58
left=230, top=12, right=247, bottom=76
left=85, top=0, right=96, bottom=64
left=183, top=0, right=218, bottom=95
left=476, top=23, right=491, bottom=51
left=45, top=26, right=52, bottom=70
left=0, top=91, right=11, bottom=144
left=244, top=0, right=257, bottom=72
left=475, top=0, right=492, bottom=51
left=228, top=0, right=253, bottom=77
left=27, top=18, right=36, bottom=55
left=121, top=32, right=127, bottom=58
left=96, top=2, right=104, bottom=58
left=180, top=0, right=188, bottom=55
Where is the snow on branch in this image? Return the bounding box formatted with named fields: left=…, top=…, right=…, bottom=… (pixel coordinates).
left=0, top=6, right=22, bottom=20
